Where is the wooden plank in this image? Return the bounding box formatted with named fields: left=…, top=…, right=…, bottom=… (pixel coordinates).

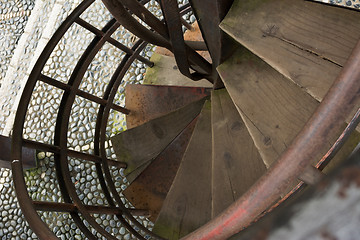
left=218, top=47, right=323, bottom=168
left=220, top=0, right=360, bottom=102
left=111, top=98, right=207, bottom=177
left=218, top=48, right=359, bottom=186
left=153, top=100, right=212, bottom=239
left=125, top=84, right=211, bottom=128
left=211, top=89, right=267, bottom=217
left=157, top=21, right=212, bottom=62
left=124, top=161, right=152, bottom=184
left=144, top=53, right=213, bottom=88
left=123, top=117, right=198, bottom=222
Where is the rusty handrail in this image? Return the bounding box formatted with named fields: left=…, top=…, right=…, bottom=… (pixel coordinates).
left=10, top=0, right=152, bottom=239
left=182, top=39, right=360, bottom=240
left=256, top=107, right=360, bottom=221
left=11, top=1, right=96, bottom=239
left=102, top=0, right=214, bottom=81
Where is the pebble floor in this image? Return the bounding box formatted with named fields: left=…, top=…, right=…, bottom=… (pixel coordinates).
left=0, top=0, right=193, bottom=239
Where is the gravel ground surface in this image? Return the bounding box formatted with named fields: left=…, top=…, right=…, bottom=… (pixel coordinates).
left=0, top=0, right=35, bottom=86
left=0, top=0, right=192, bottom=239
left=314, top=0, right=360, bottom=8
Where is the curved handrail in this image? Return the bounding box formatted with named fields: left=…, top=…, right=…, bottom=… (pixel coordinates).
left=11, top=1, right=96, bottom=238
left=10, top=0, right=198, bottom=239
left=11, top=0, right=156, bottom=239
left=182, top=38, right=360, bottom=240
left=102, top=0, right=213, bottom=80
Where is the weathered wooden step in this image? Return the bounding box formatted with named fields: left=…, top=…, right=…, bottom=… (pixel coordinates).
left=144, top=52, right=213, bottom=88
left=218, top=48, right=360, bottom=181
left=220, top=0, right=360, bottom=102
left=123, top=117, right=198, bottom=222
left=153, top=100, right=212, bottom=239
left=220, top=47, right=356, bottom=177
left=125, top=84, right=211, bottom=129
left=211, top=89, right=267, bottom=217
left=218, top=47, right=320, bottom=168
left=111, top=97, right=207, bottom=182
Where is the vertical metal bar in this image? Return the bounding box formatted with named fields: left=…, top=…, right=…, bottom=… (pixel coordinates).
left=188, top=0, right=237, bottom=88
left=102, top=0, right=213, bottom=80
left=94, top=39, right=163, bottom=239
left=53, top=18, right=126, bottom=239
left=11, top=1, right=97, bottom=239
left=181, top=17, right=193, bottom=30
left=76, top=17, right=154, bottom=67
left=317, top=108, right=360, bottom=171
left=160, top=0, right=204, bottom=80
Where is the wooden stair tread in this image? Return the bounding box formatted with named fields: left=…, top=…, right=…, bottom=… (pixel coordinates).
left=111, top=98, right=207, bottom=179
left=153, top=100, right=212, bottom=239
left=125, top=84, right=211, bottom=129
left=211, top=89, right=267, bottom=217
left=220, top=0, right=360, bottom=102
left=123, top=117, right=198, bottom=222
left=218, top=48, right=359, bottom=178
left=124, top=160, right=152, bottom=184
left=217, top=47, right=321, bottom=168
left=144, top=52, right=213, bottom=88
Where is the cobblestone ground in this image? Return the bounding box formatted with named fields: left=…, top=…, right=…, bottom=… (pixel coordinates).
left=0, top=0, right=193, bottom=239
left=0, top=0, right=35, bottom=86
left=314, top=0, right=360, bottom=9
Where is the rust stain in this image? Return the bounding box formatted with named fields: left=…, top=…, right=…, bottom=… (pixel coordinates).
left=321, top=229, right=338, bottom=240
left=337, top=166, right=360, bottom=198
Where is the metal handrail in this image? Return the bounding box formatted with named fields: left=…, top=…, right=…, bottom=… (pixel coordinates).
left=102, top=0, right=214, bottom=81
left=10, top=0, right=200, bottom=239
left=10, top=0, right=158, bottom=239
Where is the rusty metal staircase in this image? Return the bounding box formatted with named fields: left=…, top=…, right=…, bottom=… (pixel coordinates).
left=6, top=0, right=360, bottom=239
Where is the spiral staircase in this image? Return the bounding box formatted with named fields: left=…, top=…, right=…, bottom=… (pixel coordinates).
left=3, top=0, right=360, bottom=239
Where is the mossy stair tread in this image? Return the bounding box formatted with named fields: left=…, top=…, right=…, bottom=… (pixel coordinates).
left=220, top=0, right=360, bottom=102
left=153, top=100, right=212, bottom=239
left=144, top=52, right=213, bottom=88
left=125, top=84, right=211, bottom=129
left=211, top=88, right=267, bottom=217
left=217, top=47, right=360, bottom=189
left=111, top=97, right=207, bottom=178
left=218, top=47, right=320, bottom=168
left=123, top=117, right=198, bottom=222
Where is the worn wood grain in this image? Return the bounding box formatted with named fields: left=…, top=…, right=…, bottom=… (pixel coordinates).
left=211, top=89, right=267, bottom=217
left=125, top=84, right=211, bottom=129
left=220, top=0, right=360, bottom=102
left=218, top=47, right=358, bottom=178
left=111, top=98, right=207, bottom=177
left=218, top=47, right=321, bottom=168
left=153, top=101, right=212, bottom=239
left=144, top=53, right=213, bottom=88
left=123, top=117, right=198, bottom=222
